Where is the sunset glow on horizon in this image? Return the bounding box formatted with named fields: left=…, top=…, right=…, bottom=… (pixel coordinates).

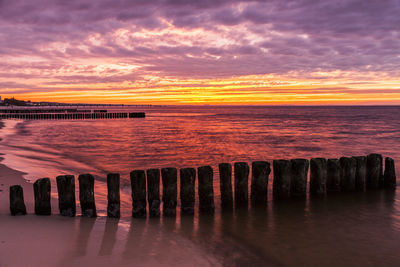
left=1, top=0, right=399, bottom=105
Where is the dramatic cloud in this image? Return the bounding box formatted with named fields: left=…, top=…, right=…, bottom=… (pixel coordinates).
left=0, top=0, right=399, bottom=104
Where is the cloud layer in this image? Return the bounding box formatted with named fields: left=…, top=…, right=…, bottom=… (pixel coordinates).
left=0, top=0, right=399, bottom=103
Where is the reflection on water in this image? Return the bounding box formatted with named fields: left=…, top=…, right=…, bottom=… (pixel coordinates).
left=73, top=218, right=96, bottom=257
left=98, top=218, right=119, bottom=256
left=49, top=190, right=400, bottom=266
left=1, top=106, right=399, bottom=181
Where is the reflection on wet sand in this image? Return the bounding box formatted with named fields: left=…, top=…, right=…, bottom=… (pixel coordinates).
left=3, top=191, right=395, bottom=267
left=73, top=218, right=96, bottom=257
left=99, top=218, right=119, bottom=256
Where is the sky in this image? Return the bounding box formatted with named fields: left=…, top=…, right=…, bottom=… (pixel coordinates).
left=0, top=0, right=400, bottom=105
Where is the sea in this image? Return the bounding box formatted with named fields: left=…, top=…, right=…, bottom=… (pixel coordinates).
left=1, top=105, right=400, bottom=266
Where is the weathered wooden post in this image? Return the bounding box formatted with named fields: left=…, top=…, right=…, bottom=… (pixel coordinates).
left=310, top=158, right=327, bottom=196
left=34, top=178, right=51, bottom=215
left=56, top=175, right=76, bottom=217
left=130, top=170, right=147, bottom=218
left=9, top=185, right=27, bottom=216
left=198, top=166, right=214, bottom=214
left=234, top=162, right=249, bottom=207
left=107, top=173, right=120, bottom=218
left=78, top=174, right=97, bottom=217
left=290, top=159, right=308, bottom=198
left=327, top=159, right=340, bottom=192
left=339, top=157, right=356, bottom=191
left=161, top=167, right=177, bottom=217
left=273, top=160, right=291, bottom=199
left=366, top=154, right=383, bottom=190
left=384, top=157, right=396, bottom=190
left=147, top=169, right=160, bottom=217
left=180, top=168, right=196, bottom=215
left=353, top=156, right=366, bottom=191
left=251, top=161, right=270, bottom=205
left=219, top=163, right=233, bottom=209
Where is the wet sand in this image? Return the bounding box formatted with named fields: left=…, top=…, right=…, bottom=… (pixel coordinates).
left=0, top=215, right=223, bottom=267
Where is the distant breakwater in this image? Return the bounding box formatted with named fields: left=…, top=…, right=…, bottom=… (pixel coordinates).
left=0, top=108, right=145, bottom=120
left=8, top=154, right=396, bottom=217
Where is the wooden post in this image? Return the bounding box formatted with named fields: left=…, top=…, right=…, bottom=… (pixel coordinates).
left=146, top=169, right=160, bottom=217
left=180, top=168, right=196, bottom=215
left=310, top=158, right=327, bottom=196
left=384, top=157, right=396, bottom=190
left=327, top=159, right=341, bottom=192
left=107, top=173, right=120, bottom=218
left=353, top=156, right=367, bottom=191
left=9, top=185, right=27, bottom=216
left=56, top=175, right=76, bottom=217
left=251, top=161, right=270, bottom=205
left=290, top=159, right=309, bottom=198
left=130, top=170, right=147, bottom=218
left=78, top=174, right=97, bottom=217
left=161, top=167, right=177, bottom=217
left=219, top=163, right=233, bottom=209
left=198, top=166, right=214, bottom=214
left=273, top=160, right=291, bottom=199
left=234, top=162, right=249, bottom=207
left=366, top=154, right=383, bottom=190
left=339, top=157, right=356, bottom=191
left=34, top=178, right=51, bottom=215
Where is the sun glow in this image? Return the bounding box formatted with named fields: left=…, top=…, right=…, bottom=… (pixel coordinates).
left=4, top=71, right=400, bottom=105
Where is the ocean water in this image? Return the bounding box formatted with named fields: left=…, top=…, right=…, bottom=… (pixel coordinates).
left=1, top=105, right=400, bottom=266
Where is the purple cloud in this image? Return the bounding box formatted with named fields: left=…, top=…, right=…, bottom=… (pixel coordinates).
left=0, top=0, right=399, bottom=99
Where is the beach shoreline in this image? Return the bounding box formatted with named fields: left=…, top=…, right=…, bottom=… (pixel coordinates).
left=0, top=120, right=59, bottom=215
left=0, top=120, right=34, bottom=214
left=0, top=159, right=31, bottom=214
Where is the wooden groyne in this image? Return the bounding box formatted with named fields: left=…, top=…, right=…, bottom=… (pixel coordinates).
left=0, top=109, right=145, bottom=120
left=8, top=153, right=397, bottom=217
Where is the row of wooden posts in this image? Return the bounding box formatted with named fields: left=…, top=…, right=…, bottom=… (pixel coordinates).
left=9, top=154, right=396, bottom=218
left=0, top=112, right=145, bottom=120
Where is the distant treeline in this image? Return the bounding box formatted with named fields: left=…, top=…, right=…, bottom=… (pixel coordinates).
left=0, top=98, right=29, bottom=106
